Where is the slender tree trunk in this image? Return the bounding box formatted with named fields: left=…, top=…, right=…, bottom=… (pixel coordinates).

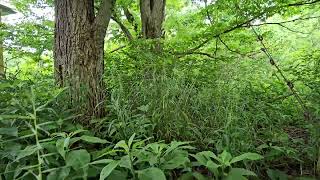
left=0, top=11, right=5, bottom=79
left=140, top=0, right=166, bottom=39
left=54, top=0, right=113, bottom=118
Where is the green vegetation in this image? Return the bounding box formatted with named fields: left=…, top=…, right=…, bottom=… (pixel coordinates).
left=0, top=0, right=320, bottom=179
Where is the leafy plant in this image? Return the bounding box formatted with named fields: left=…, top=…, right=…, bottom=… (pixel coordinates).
left=191, top=150, right=263, bottom=180
left=97, top=134, right=193, bottom=179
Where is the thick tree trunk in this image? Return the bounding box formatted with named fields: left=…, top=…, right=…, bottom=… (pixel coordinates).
left=140, top=0, right=166, bottom=39
left=54, top=0, right=112, bottom=118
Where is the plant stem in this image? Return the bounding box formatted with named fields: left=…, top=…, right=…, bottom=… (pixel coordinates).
left=31, top=87, right=42, bottom=180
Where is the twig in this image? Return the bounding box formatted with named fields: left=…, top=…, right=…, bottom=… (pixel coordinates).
left=175, top=51, right=216, bottom=59
left=214, top=37, right=219, bottom=57
left=218, top=36, right=242, bottom=55
left=204, top=0, right=213, bottom=24
left=246, top=16, right=320, bottom=34
left=108, top=45, right=127, bottom=54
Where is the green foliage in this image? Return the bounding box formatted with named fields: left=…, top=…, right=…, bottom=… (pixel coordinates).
left=1, top=0, right=320, bottom=179
left=0, top=84, right=264, bottom=179
left=191, top=150, right=262, bottom=179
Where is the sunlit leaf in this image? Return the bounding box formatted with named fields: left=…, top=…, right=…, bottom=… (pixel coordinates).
left=80, top=135, right=109, bottom=144
left=99, top=160, right=120, bottom=180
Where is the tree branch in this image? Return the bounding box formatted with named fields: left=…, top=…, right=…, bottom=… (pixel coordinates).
left=288, top=0, right=320, bottom=7
left=214, top=37, right=219, bottom=57
left=183, top=0, right=320, bottom=54
left=124, top=8, right=139, bottom=34
left=204, top=0, right=213, bottom=24
left=218, top=37, right=260, bottom=59
left=218, top=36, right=242, bottom=55
left=187, top=14, right=262, bottom=53
left=111, top=16, right=133, bottom=41
left=245, top=16, right=320, bottom=34
left=174, top=51, right=216, bottom=59
left=94, top=0, right=114, bottom=33
left=109, top=45, right=127, bottom=54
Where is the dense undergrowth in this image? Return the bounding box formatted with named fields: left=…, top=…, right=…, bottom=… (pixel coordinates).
left=1, top=45, right=319, bottom=179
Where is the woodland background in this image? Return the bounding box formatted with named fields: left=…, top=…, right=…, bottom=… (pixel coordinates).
left=0, top=0, right=320, bottom=179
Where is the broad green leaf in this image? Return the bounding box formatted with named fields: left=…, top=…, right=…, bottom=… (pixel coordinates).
left=56, top=137, right=70, bottom=159
left=164, top=141, right=193, bottom=156
left=93, top=149, right=120, bottom=160
left=230, top=153, right=263, bottom=164
left=69, top=137, right=81, bottom=146
left=0, top=127, right=18, bottom=137
left=15, top=145, right=41, bottom=161
left=206, top=161, right=220, bottom=175
left=199, top=151, right=218, bottom=160
left=219, top=150, right=232, bottom=164
left=114, top=140, right=129, bottom=152
left=47, top=167, right=70, bottom=180
left=192, top=151, right=218, bottom=165
left=119, top=155, right=131, bottom=169
left=66, top=150, right=90, bottom=171
left=161, top=151, right=189, bottom=170
left=128, top=133, right=136, bottom=149
left=132, top=137, right=152, bottom=149
left=226, top=168, right=257, bottom=180
left=99, top=160, right=120, bottom=180
left=80, top=135, right=108, bottom=144
left=146, top=143, right=165, bottom=154
left=138, top=167, right=166, bottom=180
left=191, top=154, right=207, bottom=166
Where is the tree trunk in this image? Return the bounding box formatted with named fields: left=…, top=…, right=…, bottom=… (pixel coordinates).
left=54, top=0, right=113, bottom=118
left=0, top=11, right=5, bottom=79
left=140, top=0, right=166, bottom=39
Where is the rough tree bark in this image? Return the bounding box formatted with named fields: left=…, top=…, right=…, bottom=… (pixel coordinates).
left=140, top=0, right=166, bottom=39
left=54, top=0, right=113, bottom=118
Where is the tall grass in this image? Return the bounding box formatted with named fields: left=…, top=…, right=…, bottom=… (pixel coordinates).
left=101, top=52, right=319, bottom=176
